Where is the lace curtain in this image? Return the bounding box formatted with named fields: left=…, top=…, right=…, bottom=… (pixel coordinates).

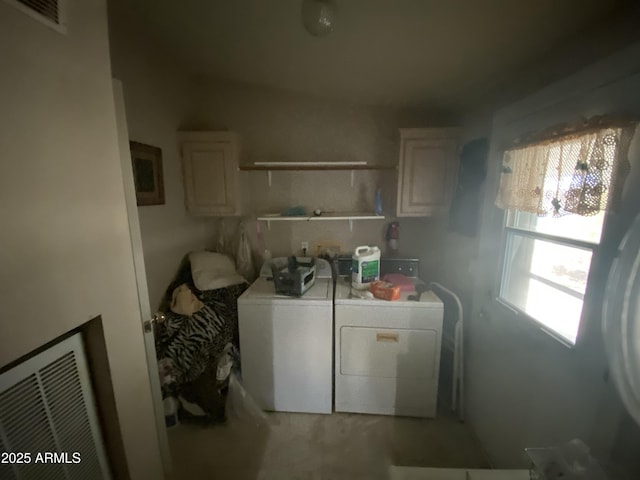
left=495, top=127, right=633, bottom=217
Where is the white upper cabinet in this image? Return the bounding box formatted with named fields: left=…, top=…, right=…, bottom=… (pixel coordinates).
left=178, top=131, right=239, bottom=216
left=396, top=128, right=459, bottom=217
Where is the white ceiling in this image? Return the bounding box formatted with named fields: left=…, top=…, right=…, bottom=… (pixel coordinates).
left=111, top=0, right=636, bottom=113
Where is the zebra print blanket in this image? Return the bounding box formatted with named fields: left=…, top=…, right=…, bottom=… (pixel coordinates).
left=156, top=283, right=247, bottom=420
left=160, top=304, right=228, bottom=384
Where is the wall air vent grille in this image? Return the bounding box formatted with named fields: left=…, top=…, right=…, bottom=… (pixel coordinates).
left=0, top=334, right=111, bottom=479
left=3, top=0, right=66, bottom=33
left=17, top=0, right=59, bottom=23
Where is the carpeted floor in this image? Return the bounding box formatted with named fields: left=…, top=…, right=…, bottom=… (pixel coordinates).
left=166, top=408, right=488, bottom=479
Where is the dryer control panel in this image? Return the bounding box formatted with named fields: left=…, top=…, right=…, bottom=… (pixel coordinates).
left=336, top=256, right=419, bottom=278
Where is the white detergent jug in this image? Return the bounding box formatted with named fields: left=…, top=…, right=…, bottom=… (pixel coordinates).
left=352, top=245, right=381, bottom=290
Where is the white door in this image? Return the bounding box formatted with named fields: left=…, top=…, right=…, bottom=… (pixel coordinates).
left=112, top=80, right=171, bottom=472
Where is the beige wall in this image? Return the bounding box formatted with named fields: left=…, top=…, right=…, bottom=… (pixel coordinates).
left=190, top=77, right=454, bottom=276
left=466, top=42, right=640, bottom=467
left=0, top=1, right=162, bottom=478
left=108, top=7, right=211, bottom=310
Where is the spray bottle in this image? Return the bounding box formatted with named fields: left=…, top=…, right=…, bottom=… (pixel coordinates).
left=386, top=222, right=399, bottom=255
left=375, top=187, right=383, bottom=216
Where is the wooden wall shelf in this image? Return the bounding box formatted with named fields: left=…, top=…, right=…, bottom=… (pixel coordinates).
left=257, top=213, right=385, bottom=231
left=240, top=164, right=396, bottom=171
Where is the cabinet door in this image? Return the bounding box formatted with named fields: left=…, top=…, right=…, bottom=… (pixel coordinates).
left=397, top=129, right=459, bottom=217
left=180, top=132, right=238, bottom=215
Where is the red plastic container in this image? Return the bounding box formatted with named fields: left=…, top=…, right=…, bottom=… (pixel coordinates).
left=370, top=281, right=401, bottom=301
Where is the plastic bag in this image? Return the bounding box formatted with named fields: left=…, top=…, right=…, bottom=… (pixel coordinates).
left=225, top=372, right=270, bottom=428
left=236, top=223, right=255, bottom=282
left=215, top=218, right=226, bottom=254
left=526, top=439, right=608, bottom=480
left=216, top=344, right=234, bottom=382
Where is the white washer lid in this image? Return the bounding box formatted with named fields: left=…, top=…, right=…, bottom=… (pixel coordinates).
left=239, top=277, right=331, bottom=305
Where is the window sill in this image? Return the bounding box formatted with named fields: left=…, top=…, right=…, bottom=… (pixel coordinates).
left=495, top=297, right=577, bottom=349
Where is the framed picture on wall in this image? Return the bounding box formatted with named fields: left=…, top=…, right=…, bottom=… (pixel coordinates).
left=129, top=141, right=165, bottom=206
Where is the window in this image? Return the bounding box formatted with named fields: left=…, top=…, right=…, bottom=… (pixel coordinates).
left=495, top=123, right=634, bottom=345
left=500, top=209, right=604, bottom=344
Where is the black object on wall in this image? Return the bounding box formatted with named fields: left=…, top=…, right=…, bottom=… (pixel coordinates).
left=448, top=138, right=489, bottom=237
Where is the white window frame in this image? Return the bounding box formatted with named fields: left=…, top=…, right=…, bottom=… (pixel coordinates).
left=496, top=209, right=604, bottom=347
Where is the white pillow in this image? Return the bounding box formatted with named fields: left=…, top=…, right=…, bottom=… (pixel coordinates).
left=189, top=251, right=247, bottom=291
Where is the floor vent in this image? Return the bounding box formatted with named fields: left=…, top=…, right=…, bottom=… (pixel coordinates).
left=0, top=333, right=111, bottom=479
left=3, top=0, right=66, bottom=33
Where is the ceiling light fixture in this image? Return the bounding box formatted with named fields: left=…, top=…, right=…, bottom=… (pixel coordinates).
left=301, top=0, right=336, bottom=37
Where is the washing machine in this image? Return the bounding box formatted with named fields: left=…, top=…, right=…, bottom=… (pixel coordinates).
left=238, top=257, right=333, bottom=414
left=334, top=262, right=444, bottom=418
